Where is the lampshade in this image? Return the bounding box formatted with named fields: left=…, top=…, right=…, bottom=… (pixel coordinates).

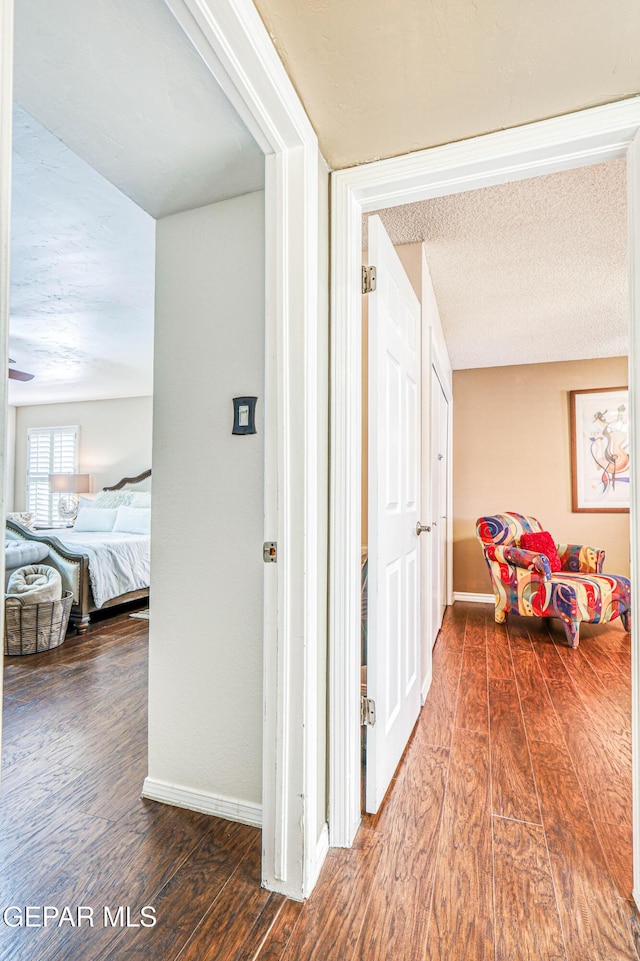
left=49, top=473, right=91, bottom=494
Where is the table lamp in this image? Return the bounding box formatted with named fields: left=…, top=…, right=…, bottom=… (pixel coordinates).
left=49, top=473, right=91, bottom=524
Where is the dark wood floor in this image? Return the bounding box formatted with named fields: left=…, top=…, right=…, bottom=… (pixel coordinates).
left=0, top=603, right=638, bottom=960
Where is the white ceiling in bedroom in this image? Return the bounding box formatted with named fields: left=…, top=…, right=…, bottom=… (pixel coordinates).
left=9, top=0, right=265, bottom=407
left=10, top=107, right=156, bottom=407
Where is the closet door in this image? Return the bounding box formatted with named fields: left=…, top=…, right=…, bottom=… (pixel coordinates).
left=430, top=368, right=449, bottom=641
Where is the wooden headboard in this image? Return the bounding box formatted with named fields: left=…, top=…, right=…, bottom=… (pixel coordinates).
left=103, top=469, right=152, bottom=492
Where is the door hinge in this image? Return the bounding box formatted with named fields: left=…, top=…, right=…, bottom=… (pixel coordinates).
left=360, top=695, right=376, bottom=726
left=362, top=265, right=377, bottom=295
left=263, top=541, right=277, bottom=563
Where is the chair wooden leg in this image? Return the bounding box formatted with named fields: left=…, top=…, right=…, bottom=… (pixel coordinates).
left=621, top=609, right=632, bottom=633
left=494, top=607, right=506, bottom=624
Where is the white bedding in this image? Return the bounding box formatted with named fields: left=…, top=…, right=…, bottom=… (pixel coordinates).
left=51, top=530, right=150, bottom=609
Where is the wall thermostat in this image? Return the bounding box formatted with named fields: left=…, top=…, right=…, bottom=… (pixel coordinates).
left=232, top=396, right=258, bottom=435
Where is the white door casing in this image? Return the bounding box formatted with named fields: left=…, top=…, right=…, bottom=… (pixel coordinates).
left=330, top=99, right=640, bottom=859
left=0, top=0, right=13, bottom=766
left=366, top=215, right=421, bottom=813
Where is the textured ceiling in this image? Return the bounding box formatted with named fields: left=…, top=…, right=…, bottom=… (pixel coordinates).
left=367, top=159, right=628, bottom=369
left=253, top=0, right=640, bottom=170
left=14, top=0, right=264, bottom=218
left=9, top=0, right=267, bottom=406
left=10, top=107, right=156, bottom=406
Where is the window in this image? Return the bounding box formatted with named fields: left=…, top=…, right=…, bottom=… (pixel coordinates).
left=26, top=426, right=79, bottom=527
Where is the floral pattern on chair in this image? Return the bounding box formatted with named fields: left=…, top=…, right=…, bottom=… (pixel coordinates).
left=476, top=511, right=631, bottom=648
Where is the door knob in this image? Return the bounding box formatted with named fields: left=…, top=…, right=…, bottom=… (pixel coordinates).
left=416, top=522, right=431, bottom=535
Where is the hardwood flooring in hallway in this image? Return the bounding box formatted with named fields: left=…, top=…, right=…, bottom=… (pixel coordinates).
left=0, top=602, right=637, bottom=959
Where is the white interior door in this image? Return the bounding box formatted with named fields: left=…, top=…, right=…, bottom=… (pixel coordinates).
left=366, top=215, right=421, bottom=814
left=430, top=367, right=449, bottom=642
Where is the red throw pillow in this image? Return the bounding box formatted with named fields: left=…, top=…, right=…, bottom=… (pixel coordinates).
left=519, top=531, right=562, bottom=573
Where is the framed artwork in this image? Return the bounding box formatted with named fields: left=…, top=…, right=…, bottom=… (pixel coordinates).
left=570, top=386, right=629, bottom=512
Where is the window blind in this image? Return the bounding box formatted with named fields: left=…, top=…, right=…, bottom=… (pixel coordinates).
left=26, top=426, right=79, bottom=526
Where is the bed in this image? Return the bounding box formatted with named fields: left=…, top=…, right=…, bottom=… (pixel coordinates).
left=6, top=469, right=151, bottom=634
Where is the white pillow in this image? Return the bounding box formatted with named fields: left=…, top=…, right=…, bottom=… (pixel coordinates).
left=74, top=507, right=118, bottom=532
left=93, top=490, right=134, bottom=509
left=129, top=491, right=151, bottom=508
left=113, top=506, right=151, bottom=535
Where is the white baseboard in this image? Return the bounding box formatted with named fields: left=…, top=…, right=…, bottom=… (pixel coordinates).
left=142, top=777, right=262, bottom=828
left=421, top=670, right=433, bottom=705
left=453, top=591, right=494, bottom=605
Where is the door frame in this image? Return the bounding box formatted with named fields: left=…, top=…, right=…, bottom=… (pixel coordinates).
left=0, top=0, right=12, bottom=754
left=0, top=0, right=324, bottom=901
left=329, top=97, right=640, bottom=901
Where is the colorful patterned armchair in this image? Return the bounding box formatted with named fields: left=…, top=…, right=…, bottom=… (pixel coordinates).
left=476, top=512, right=631, bottom=648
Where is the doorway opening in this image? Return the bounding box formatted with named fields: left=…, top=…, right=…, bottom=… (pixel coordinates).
left=357, top=158, right=632, bottom=901
left=331, top=102, right=640, bottom=879
left=2, top=0, right=271, bottom=902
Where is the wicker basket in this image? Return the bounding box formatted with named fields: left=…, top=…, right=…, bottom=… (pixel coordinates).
left=4, top=591, right=73, bottom=656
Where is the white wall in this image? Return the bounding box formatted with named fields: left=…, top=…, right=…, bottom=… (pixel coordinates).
left=13, top=396, right=153, bottom=508
left=5, top=404, right=15, bottom=511
left=147, top=190, right=265, bottom=815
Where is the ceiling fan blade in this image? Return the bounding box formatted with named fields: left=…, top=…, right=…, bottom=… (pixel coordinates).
left=8, top=368, right=34, bottom=381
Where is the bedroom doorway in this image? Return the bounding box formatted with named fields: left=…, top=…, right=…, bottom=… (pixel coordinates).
left=5, top=0, right=267, bottom=758
left=1, top=0, right=324, bottom=903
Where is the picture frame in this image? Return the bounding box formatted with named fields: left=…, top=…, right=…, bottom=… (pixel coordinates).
left=570, top=386, right=630, bottom=512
